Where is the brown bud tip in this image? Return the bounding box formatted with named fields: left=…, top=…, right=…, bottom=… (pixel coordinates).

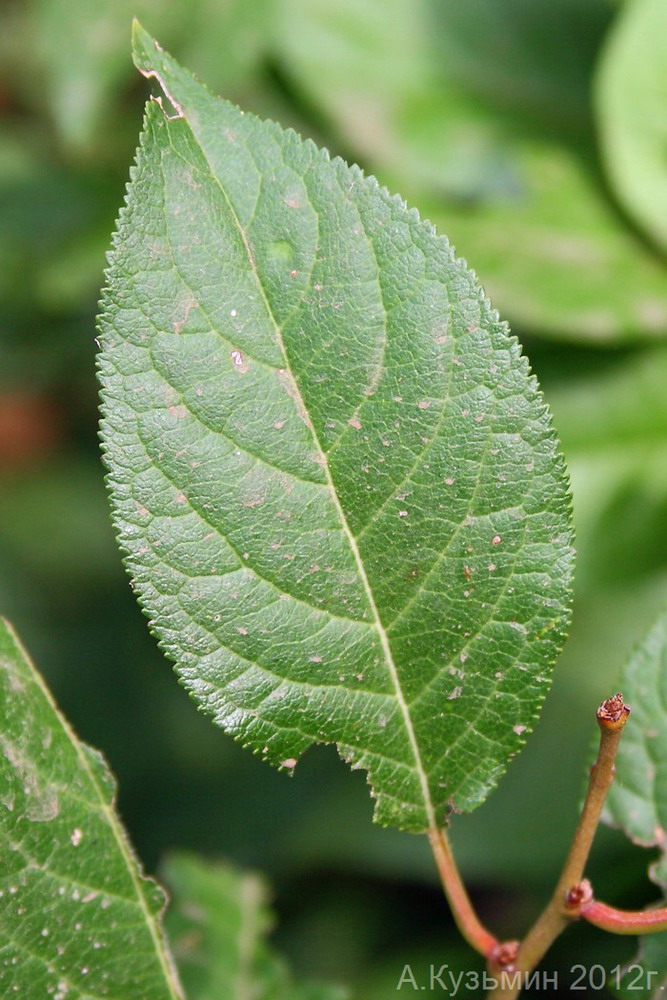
left=565, top=878, right=593, bottom=912
left=597, top=692, right=630, bottom=729
left=491, top=940, right=520, bottom=971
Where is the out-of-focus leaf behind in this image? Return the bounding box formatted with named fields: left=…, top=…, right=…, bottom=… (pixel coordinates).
left=596, top=0, right=667, bottom=255
left=164, top=853, right=347, bottom=1000
left=602, top=609, right=667, bottom=997
left=272, top=0, right=667, bottom=343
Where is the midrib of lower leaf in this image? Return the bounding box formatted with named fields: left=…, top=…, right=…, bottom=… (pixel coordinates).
left=176, top=116, right=439, bottom=834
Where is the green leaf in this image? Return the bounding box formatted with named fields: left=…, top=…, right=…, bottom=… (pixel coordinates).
left=546, top=346, right=667, bottom=590
left=603, top=607, right=667, bottom=998
left=163, top=853, right=347, bottom=1000
left=97, top=24, right=574, bottom=833
left=611, top=933, right=667, bottom=1000
left=428, top=0, right=610, bottom=138
left=604, top=607, right=667, bottom=886
left=424, top=142, right=667, bottom=344
left=32, top=0, right=151, bottom=151
left=0, top=618, right=183, bottom=999
left=272, top=0, right=667, bottom=343
left=31, top=0, right=271, bottom=151
left=596, top=0, right=667, bottom=255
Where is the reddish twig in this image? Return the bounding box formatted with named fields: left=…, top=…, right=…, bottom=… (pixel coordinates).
left=580, top=898, right=667, bottom=935
left=428, top=826, right=500, bottom=958
left=490, top=693, right=630, bottom=1000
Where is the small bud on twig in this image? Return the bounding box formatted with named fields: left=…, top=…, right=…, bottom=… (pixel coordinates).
left=597, top=692, right=630, bottom=730
left=564, top=878, right=593, bottom=914
left=491, top=939, right=520, bottom=972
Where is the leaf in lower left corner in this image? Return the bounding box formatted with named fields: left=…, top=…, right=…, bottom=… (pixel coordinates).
left=0, top=618, right=183, bottom=1000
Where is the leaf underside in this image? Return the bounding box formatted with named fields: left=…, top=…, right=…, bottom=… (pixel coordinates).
left=97, top=24, right=574, bottom=833
left=0, top=619, right=182, bottom=1000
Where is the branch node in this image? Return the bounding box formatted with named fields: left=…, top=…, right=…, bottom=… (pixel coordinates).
left=490, top=940, right=520, bottom=972
left=564, top=878, right=593, bottom=915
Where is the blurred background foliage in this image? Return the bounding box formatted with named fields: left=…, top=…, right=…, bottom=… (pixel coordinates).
left=0, top=0, right=666, bottom=994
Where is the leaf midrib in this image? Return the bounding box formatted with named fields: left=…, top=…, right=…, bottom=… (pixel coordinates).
left=163, top=104, right=438, bottom=831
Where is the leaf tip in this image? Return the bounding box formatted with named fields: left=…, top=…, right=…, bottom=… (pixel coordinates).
left=130, top=24, right=185, bottom=120
left=131, top=20, right=158, bottom=76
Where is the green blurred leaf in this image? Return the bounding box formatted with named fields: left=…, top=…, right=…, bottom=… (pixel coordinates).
left=603, top=608, right=667, bottom=998
left=604, top=608, right=667, bottom=885
left=0, top=460, right=121, bottom=581
left=97, top=25, right=573, bottom=832
left=163, top=853, right=347, bottom=1000
left=426, top=143, right=667, bottom=344
left=430, top=0, right=611, bottom=138
left=32, top=0, right=154, bottom=151
left=0, top=619, right=183, bottom=999
left=0, top=131, right=109, bottom=303
left=611, top=932, right=667, bottom=999
left=546, top=347, right=667, bottom=589
left=30, top=0, right=272, bottom=152
left=273, top=0, right=667, bottom=342
left=596, top=0, right=667, bottom=254
left=177, top=0, right=274, bottom=98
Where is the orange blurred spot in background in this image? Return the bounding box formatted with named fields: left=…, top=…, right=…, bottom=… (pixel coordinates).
left=0, top=392, right=62, bottom=469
